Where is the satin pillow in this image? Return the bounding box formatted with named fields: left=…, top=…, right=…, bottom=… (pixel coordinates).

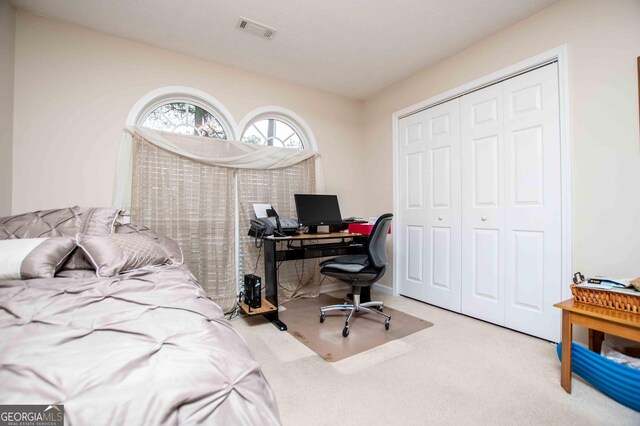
left=61, top=207, right=121, bottom=270
left=114, top=222, right=183, bottom=264
left=0, top=236, right=76, bottom=279
left=76, top=233, right=171, bottom=277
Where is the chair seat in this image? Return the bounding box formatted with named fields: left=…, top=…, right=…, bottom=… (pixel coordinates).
left=319, top=263, right=365, bottom=273
left=320, top=266, right=380, bottom=283
left=319, top=254, right=368, bottom=267
left=319, top=254, right=369, bottom=273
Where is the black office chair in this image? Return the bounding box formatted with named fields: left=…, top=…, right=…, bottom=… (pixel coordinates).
left=319, top=213, right=393, bottom=337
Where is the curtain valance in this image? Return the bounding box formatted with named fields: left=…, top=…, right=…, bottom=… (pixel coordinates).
left=114, top=126, right=323, bottom=214
left=125, top=125, right=318, bottom=169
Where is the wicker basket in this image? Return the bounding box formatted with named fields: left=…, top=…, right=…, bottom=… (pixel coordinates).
left=570, top=284, right=640, bottom=314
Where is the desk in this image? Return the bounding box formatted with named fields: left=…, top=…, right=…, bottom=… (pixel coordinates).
left=554, top=299, right=640, bottom=393
left=262, top=232, right=367, bottom=331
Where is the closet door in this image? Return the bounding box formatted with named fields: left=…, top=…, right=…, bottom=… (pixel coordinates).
left=424, top=100, right=462, bottom=312
left=398, top=111, right=428, bottom=301
left=460, top=83, right=506, bottom=325
left=503, top=63, right=561, bottom=341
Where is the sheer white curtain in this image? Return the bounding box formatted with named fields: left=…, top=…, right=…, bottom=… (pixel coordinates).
left=116, top=126, right=320, bottom=311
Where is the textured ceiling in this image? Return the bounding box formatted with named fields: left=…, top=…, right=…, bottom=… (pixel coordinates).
left=11, top=0, right=558, bottom=99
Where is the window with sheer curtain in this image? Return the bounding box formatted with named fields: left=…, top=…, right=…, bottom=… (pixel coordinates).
left=123, top=98, right=319, bottom=312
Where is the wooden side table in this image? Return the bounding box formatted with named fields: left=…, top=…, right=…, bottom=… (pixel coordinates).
left=554, top=299, right=640, bottom=393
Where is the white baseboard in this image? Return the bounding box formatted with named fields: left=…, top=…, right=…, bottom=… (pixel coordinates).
left=372, top=282, right=394, bottom=295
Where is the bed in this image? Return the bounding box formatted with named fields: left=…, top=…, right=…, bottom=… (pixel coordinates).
left=0, top=207, right=280, bottom=425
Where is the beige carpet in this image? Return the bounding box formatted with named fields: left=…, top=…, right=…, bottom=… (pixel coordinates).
left=278, top=293, right=433, bottom=362
left=233, top=289, right=640, bottom=425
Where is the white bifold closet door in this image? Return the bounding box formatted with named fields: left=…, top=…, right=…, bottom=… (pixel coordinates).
left=461, top=63, right=561, bottom=341
left=460, top=82, right=506, bottom=325
left=398, top=100, right=461, bottom=312
left=398, top=111, right=428, bottom=301
left=502, top=64, right=561, bottom=340
left=399, top=62, right=561, bottom=341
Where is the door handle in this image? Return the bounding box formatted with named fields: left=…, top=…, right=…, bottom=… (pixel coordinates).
left=481, top=216, right=487, bottom=221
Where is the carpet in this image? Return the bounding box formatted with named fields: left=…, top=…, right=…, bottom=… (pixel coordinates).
left=278, top=293, right=433, bottom=362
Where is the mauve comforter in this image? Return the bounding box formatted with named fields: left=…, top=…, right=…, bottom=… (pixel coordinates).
left=0, top=264, right=280, bottom=425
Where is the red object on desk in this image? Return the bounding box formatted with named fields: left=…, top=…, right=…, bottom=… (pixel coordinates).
left=348, top=223, right=391, bottom=236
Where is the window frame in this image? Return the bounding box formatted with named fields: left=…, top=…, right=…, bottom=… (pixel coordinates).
left=239, top=107, right=317, bottom=152
left=127, top=86, right=237, bottom=140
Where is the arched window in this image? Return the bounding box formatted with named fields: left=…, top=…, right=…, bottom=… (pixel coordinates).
left=141, top=102, right=228, bottom=139
left=241, top=115, right=307, bottom=150
left=129, top=87, right=236, bottom=140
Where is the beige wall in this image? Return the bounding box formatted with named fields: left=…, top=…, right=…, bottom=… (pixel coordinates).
left=12, top=11, right=364, bottom=217
left=362, top=0, right=640, bottom=287
left=0, top=0, right=14, bottom=216
left=11, top=0, right=640, bottom=291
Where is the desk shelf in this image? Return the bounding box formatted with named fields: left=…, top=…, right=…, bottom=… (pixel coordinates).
left=240, top=299, right=278, bottom=316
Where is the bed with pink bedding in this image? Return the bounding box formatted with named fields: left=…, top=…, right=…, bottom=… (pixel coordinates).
left=0, top=207, right=280, bottom=425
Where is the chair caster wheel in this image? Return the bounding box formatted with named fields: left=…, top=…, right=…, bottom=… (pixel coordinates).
left=385, top=321, right=390, bottom=330
left=342, top=326, right=350, bottom=337
left=320, top=313, right=325, bottom=323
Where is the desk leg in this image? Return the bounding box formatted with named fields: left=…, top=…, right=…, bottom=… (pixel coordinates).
left=263, top=239, right=287, bottom=331
left=589, top=329, right=604, bottom=354
left=561, top=310, right=572, bottom=393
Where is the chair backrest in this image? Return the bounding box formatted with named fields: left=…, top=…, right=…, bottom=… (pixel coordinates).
left=367, top=213, right=393, bottom=269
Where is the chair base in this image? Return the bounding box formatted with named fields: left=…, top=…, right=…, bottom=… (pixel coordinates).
left=319, top=294, right=391, bottom=337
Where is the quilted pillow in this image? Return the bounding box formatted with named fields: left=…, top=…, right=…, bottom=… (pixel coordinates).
left=76, top=233, right=171, bottom=277
left=0, top=206, right=119, bottom=239
left=114, top=222, right=183, bottom=264
left=0, top=236, right=76, bottom=279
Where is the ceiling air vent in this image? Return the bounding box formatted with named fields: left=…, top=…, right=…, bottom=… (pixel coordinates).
left=236, top=17, right=276, bottom=40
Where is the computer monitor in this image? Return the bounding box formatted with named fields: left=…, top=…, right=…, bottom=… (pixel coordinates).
left=294, top=194, right=343, bottom=234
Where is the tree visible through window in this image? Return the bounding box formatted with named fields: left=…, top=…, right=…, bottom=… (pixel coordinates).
left=142, top=102, right=228, bottom=139
left=242, top=118, right=304, bottom=150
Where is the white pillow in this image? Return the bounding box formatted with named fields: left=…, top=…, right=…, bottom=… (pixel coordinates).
left=0, top=237, right=77, bottom=279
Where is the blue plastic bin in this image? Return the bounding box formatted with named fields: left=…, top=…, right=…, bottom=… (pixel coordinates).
left=557, top=342, right=640, bottom=412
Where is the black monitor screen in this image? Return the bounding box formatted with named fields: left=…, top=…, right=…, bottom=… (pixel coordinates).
left=294, top=194, right=343, bottom=227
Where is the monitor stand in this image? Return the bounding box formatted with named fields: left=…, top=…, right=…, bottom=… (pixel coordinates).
left=305, top=225, right=330, bottom=234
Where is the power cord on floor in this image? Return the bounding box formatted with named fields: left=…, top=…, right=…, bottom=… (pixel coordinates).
left=227, top=291, right=246, bottom=321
